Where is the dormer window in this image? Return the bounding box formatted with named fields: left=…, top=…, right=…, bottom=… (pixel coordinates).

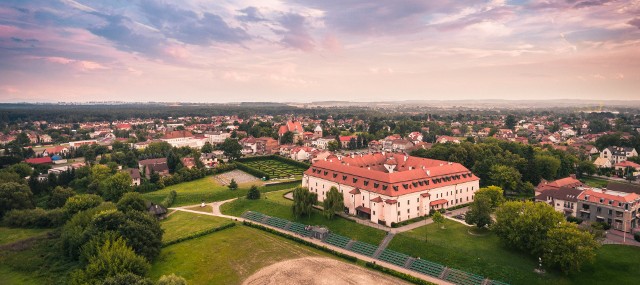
left=374, top=183, right=379, bottom=188
left=342, top=175, right=347, bottom=180
left=333, top=173, right=338, bottom=178
left=364, top=180, right=369, bottom=186
left=324, top=171, right=328, bottom=175
left=393, top=185, right=399, bottom=191
left=353, top=178, right=358, bottom=183
left=403, top=184, right=409, bottom=189
left=382, top=185, right=388, bottom=190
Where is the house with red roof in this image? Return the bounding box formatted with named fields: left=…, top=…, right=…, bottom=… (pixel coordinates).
left=577, top=188, right=640, bottom=232
left=278, top=121, right=304, bottom=143
left=24, top=157, right=53, bottom=165
left=302, top=152, right=480, bottom=226
left=339, top=136, right=356, bottom=148
left=535, top=175, right=583, bottom=195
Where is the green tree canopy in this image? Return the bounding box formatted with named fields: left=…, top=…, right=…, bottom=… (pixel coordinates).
left=322, top=186, right=343, bottom=220
left=101, top=172, right=132, bottom=202
left=292, top=187, right=317, bottom=219
left=246, top=185, right=260, bottom=200
left=48, top=186, right=76, bottom=209
left=543, top=222, right=600, bottom=274
left=0, top=182, right=34, bottom=217
left=220, top=138, right=242, bottom=161
left=474, top=186, right=505, bottom=209
left=116, top=192, right=147, bottom=213
left=432, top=211, right=445, bottom=229
left=488, top=165, right=522, bottom=192
left=465, top=194, right=493, bottom=228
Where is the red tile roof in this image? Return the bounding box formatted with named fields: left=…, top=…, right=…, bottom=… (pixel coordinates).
left=577, top=189, right=640, bottom=204
left=537, top=177, right=583, bottom=192
left=370, top=196, right=383, bottom=203
left=305, top=153, right=478, bottom=197
left=162, top=130, right=193, bottom=139
left=614, top=161, right=640, bottom=169
left=24, top=157, right=52, bottom=164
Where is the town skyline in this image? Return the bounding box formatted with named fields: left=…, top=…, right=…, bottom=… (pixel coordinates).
left=1, top=0, right=639, bottom=103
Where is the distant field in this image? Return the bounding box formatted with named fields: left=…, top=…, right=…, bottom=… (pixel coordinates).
left=149, top=225, right=326, bottom=284
left=388, top=219, right=640, bottom=285
left=0, top=227, right=49, bottom=246
left=142, top=176, right=299, bottom=206
left=161, top=211, right=231, bottom=243
left=221, top=189, right=387, bottom=245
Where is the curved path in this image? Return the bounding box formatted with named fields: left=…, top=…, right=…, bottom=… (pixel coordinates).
left=170, top=199, right=453, bottom=285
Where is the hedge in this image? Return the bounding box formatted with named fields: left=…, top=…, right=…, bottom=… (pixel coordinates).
left=391, top=215, right=428, bottom=228
left=237, top=155, right=311, bottom=169
left=242, top=221, right=358, bottom=263
left=634, top=231, right=640, bottom=242
left=3, top=207, right=68, bottom=228
left=163, top=222, right=236, bottom=247
left=160, top=190, right=177, bottom=208
left=446, top=203, right=471, bottom=211
left=235, top=161, right=271, bottom=180
left=365, top=262, right=437, bottom=285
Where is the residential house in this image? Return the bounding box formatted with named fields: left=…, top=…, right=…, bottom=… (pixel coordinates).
left=600, top=146, right=638, bottom=164
left=138, top=158, right=170, bottom=178
left=42, top=146, right=69, bottom=157
left=535, top=175, right=583, bottom=195
left=312, top=137, right=335, bottom=150
left=593, top=157, right=612, bottom=168
left=290, top=146, right=316, bottom=161
left=407, top=132, right=423, bottom=144
left=24, top=157, right=53, bottom=165
left=278, top=121, right=304, bottom=143
left=255, top=137, right=279, bottom=155
left=577, top=188, right=639, bottom=232
left=204, top=131, right=231, bottom=144
left=181, top=157, right=196, bottom=169
left=535, top=187, right=583, bottom=217
left=126, top=168, right=141, bottom=186
left=339, top=136, right=356, bottom=149
left=435, top=136, right=461, bottom=144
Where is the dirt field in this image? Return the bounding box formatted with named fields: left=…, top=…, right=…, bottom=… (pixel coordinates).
left=214, top=169, right=260, bottom=185
left=242, top=257, right=410, bottom=285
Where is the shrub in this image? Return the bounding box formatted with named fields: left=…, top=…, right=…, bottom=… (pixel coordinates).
left=116, top=192, right=147, bottom=213
left=64, top=194, right=103, bottom=215
left=246, top=185, right=261, bottom=200
left=3, top=207, right=68, bottom=228
left=157, top=273, right=187, bottom=285
left=391, top=215, right=428, bottom=228
left=235, top=162, right=270, bottom=180
left=48, top=186, right=76, bottom=209
left=70, top=238, right=150, bottom=285
left=161, top=190, right=177, bottom=208
left=634, top=231, right=640, bottom=242
left=566, top=216, right=583, bottom=224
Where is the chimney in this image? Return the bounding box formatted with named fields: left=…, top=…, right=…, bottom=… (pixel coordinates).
left=409, top=166, right=413, bottom=170
left=367, top=167, right=370, bottom=170
left=448, top=162, right=452, bottom=165
left=426, top=170, right=431, bottom=176
left=404, top=155, right=408, bottom=162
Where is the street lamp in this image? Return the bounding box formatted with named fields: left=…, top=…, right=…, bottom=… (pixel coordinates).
left=623, top=209, right=629, bottom=244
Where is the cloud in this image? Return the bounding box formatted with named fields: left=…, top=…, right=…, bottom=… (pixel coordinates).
left=629, top=18, right=640, bottom=29
left=274, top=13, right=315, bottom=51
left=572, top=0, right=611, bottom=9
left=236, top=6, right=266, bottom=22
left=137, top=0, right=249, bottom=45
left=88, top=13, right=166, bottom=57
left=296, top=0, right=480, bottom=36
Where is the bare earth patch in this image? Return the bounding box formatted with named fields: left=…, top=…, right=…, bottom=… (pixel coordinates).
left=214, top=170, right=261, bottom=185
left=242, top=257, right=410, bottom=285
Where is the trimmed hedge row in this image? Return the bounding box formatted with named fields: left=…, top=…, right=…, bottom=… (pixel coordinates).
left=3, top=208, right=68, bottom=228
left=634, top=231, right=640, bottom=242
left=446, top=203, right=471, bottom=211
left=365, top=262, right=437, bottom=285
left=160, top=190, right=177, bottom=208
left=163, top=222, right=236, bottom=247
left=391, top=215, right=428, bottom=228
left=237, top=155, right=311, bottom=169
left=235, top=161, right=271, bottom=180
left=242, top=221, right=358, bottom=263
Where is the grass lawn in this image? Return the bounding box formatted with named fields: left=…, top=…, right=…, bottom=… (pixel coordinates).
left=221, top=189, right=387, bottom=245
left=388, top=219, right=640, bottom=285
left=161, top=211, right=232, bottom=243
left=580, top=176, right=609, bottom=188
left=0, top=237, right=79, bottom=285
left=142, top=176, right=299, bottom=207
left=184, top=205, right=213, bottom=213
left=0, top=227, right=50, bottom=246
left=148, top=224, right=326, bottom=284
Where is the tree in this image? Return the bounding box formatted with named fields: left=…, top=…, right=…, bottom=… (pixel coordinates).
left=493, top=201, right=564, bottom=255
left=48, top=186, right=76, bottom=209
left=576, top=161, right=597, bottom=178
left=157, top=274, right=187, bottom=285
left=9, top=162, right=32, bottom=178
left=465, top=194, right=493, bottom=228
left=70, top=238, right=150, bottom=285
left=533, top=154, right=561, bottom=180
left=543, top=222, right=599, bottom=274
left=84, top=148, right=97, bottom=164
left=116, top=192, right=147, bottom=213
left=246, top=185, right=260, bottom=200
left=166, top=150, right=182, bottom=174
left=432, top=211, right=445, bottom=229
left=64, top=194, right=104, bottom=215
left=280, top=131, right=294, bottom=144
left=0, top=182, right=34, bottom=217
left=201, top=142, right=214, bottom=153
left=220, top=138, right=242, bottom=161
left=100, top=273, right=153, bottom=285
left=228, top=178, right=238, bottom=190
left=505, top=115, right=517, bottom=130
left=327, top=141, right=340, bottom=152
left=348, top=137, right=357, bottom=150
left=488, top=165, right=521, bottom=192
left=474, top=186, right=505, bottom=208
left=101, top=172, right=132, bottom=202
left=292, top=187, right=317, bottom=219
left=322, top=186, right=343, bottom=219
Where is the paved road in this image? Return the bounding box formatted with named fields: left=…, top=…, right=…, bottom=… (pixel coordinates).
left=604, top=229, right=640, bottom=247
left=170, top=200, right=454, bottom=285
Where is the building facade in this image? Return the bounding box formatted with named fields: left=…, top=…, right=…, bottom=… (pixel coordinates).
left=302, top=152, right=480, bottom=226
left=577, top=188, right=640, bottom=232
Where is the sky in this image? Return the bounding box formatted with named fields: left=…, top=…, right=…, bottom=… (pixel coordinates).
left=0, top=0, right=639, bottom=103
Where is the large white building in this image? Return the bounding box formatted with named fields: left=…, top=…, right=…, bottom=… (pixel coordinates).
left=302, top=152, right=480, bottom=226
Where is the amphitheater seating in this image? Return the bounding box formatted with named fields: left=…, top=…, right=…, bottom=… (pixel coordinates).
left=244, top=211, right=266, bottom=222
left=324, top=233, right=351, bottom=248
left=409, top=259, right=445, bottom=278
left=348, top=241, right=377, bottom=257
left=444, top=268, right=485, bottom=285
left=488, top=280, right=510, bottom=285
left=377, top=249, right=411, bottom=267
left=265, top=216, right=289, bottom=229
left=288, top=222, right=311, bottom=237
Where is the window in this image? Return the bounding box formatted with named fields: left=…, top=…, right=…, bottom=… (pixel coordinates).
left=392, top=185, right=399, bottom=191
left=407, top=200, right=410, bottom=205
left=608, top=209, right=613, bottom=215
left=417, top=207, right=419, bottom=211
left=417, top=198, right=419, bottom=202
left=373, top=211, right=376, bottom=215
left=407, top=209, right=410, bottom=213
left=397, top=211, right=400, bottom=216
left=597, top=207, right=601, bottom=213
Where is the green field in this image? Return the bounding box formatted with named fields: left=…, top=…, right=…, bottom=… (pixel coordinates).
left=388, top=219, right=640, bottom=285
left=0, top=227, right=50, bottom=246
left=161, top=211, right=232, bottom=243
left=142, top=176, right=299, bottom=206
left=580, top=176, right=609, bottom=188
left=242, top=159, right=307, bottom=179
left=221, top=189, right=387, bottom=245
left=149, top=224, right=325, bottom=284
